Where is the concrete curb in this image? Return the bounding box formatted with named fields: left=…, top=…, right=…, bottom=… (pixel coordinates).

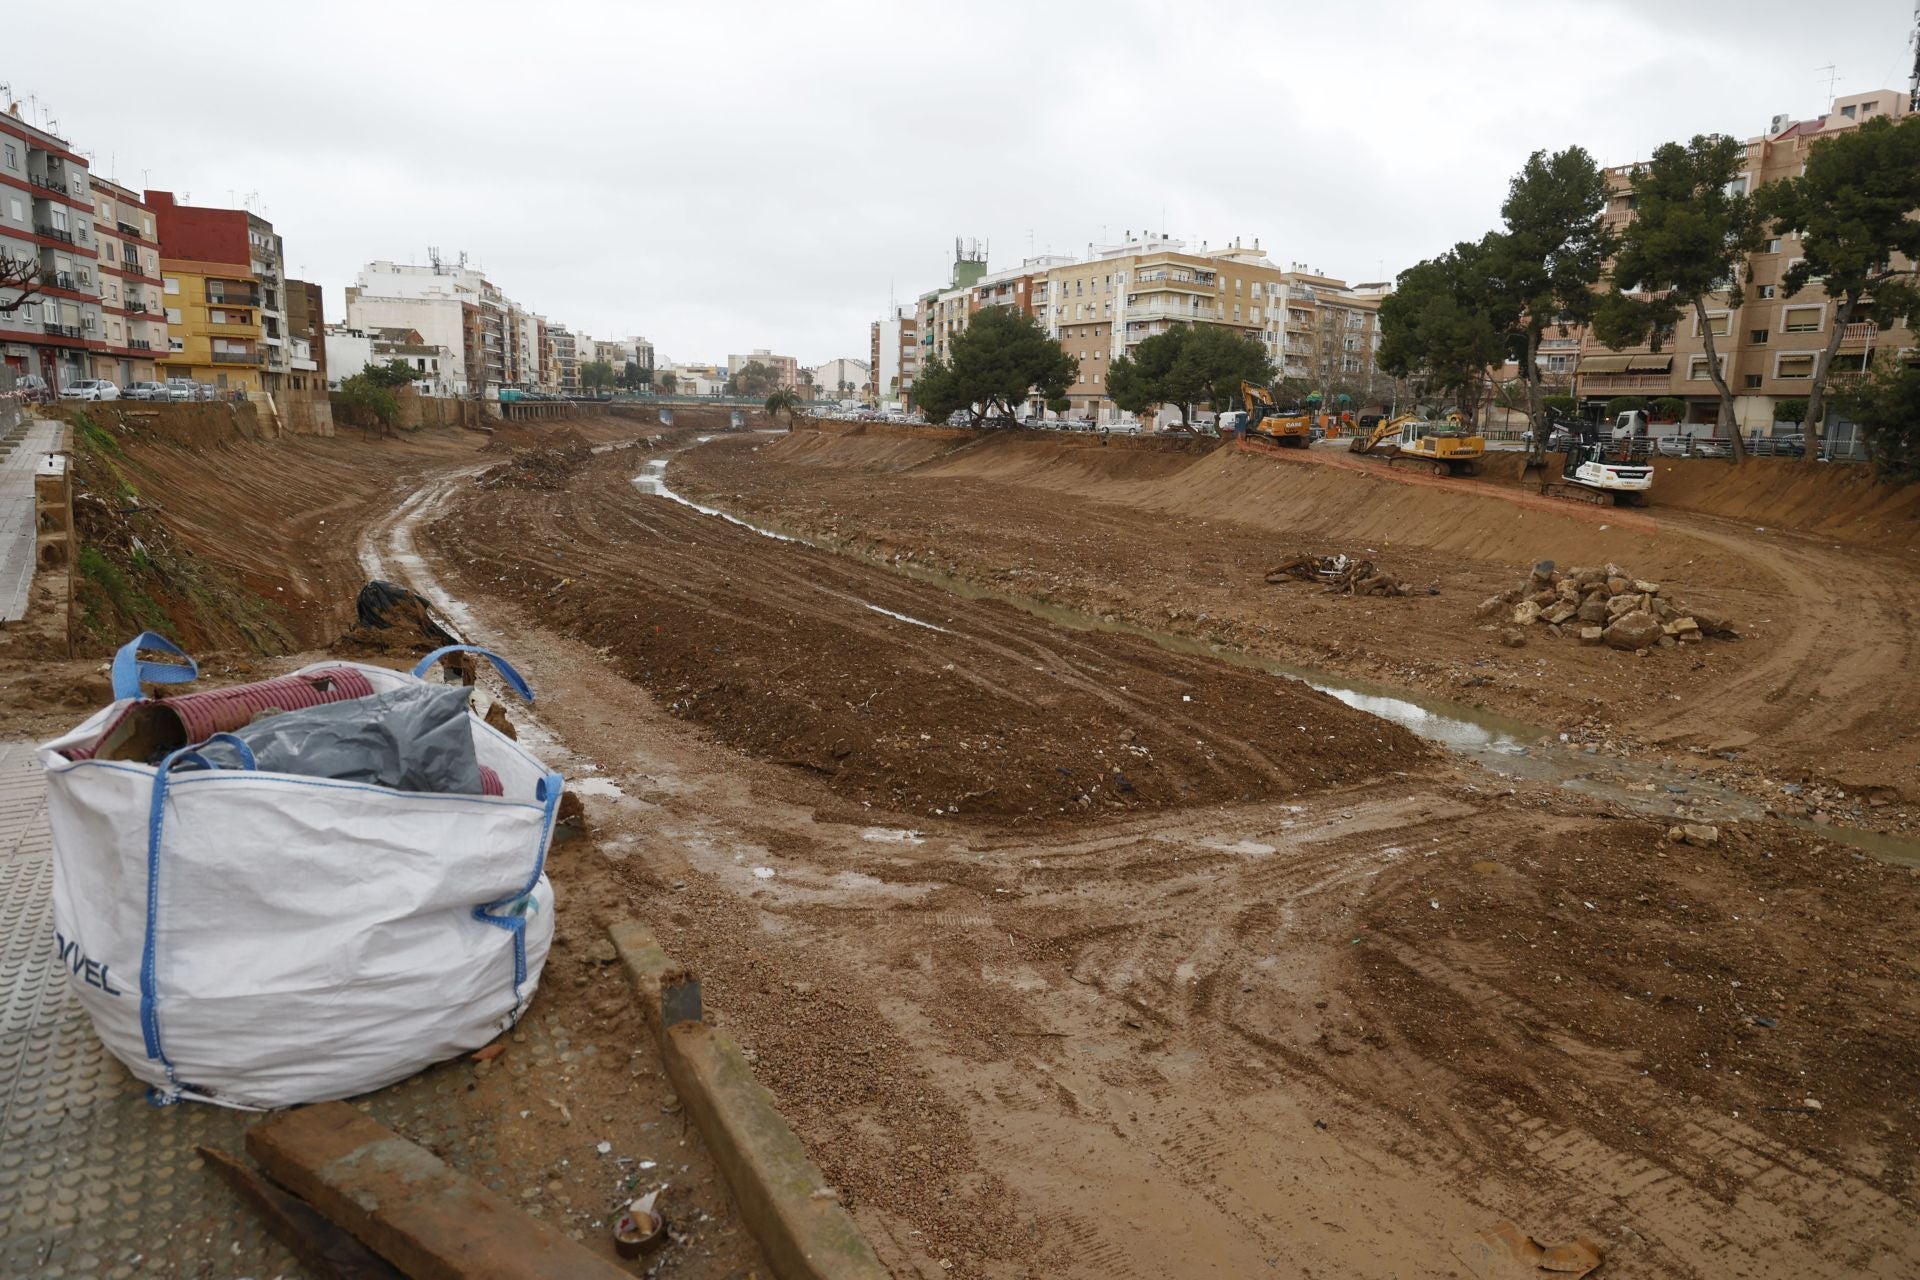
left=608, top=920, right=889, bottom=1280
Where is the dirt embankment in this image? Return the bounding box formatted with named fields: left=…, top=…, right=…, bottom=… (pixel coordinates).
left=424, top=444, right=1429, bottom=825
left=674, top=431, right=1920, bottom=823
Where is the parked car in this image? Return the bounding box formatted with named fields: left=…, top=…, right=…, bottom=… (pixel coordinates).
left=13, top=373, right=51, bottom=404
left=163, top=378, right=198, bottom=402
left=58, top=379, right=120, bottom=402
left=122, top=381, right=170, bottom=401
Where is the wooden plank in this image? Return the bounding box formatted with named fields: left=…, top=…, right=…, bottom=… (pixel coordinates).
left=196, top=1145, right=404, bottom=1280
left=246, top=1103, right=631, bottom=1280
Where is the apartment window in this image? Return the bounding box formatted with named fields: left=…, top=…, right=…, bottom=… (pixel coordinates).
left=1751, top=329, right=1769, bottom=344
left=1765, top=238, right=1781, bottom=254
left=1687, top=355, right=1724, bottom=380
left=1783, top=306, right=1822, bottom=333
left=163, top=277, right=180, bottom=294
left=2, top=144, right=15, bottom=169
left=1862, top=100, right=1878, bottom=115
left=1725, top=175, right=1750, bottom=197
left=50, top=206, right=67, bottom=231
left=1841, top=105, right=1856, bottom=119
left=7, top=197, right=20, bottom=222
left=1758, top=284, right=1776, bottom=300
left=1694, top=311, right=1732, bottom=338
left=1776, top=354, right=1814, bottom=379
left=166, top=308, right=181, bottom=325
left=1744, top=374, right=1762, bottom=388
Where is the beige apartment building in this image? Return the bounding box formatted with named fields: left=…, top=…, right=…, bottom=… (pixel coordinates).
left=1575, top=88, right=1915, bottom=437
left=89, top=177, right=168, bottom=387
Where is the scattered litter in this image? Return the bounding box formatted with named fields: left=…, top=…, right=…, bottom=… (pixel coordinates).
left=1265, top=551, right=1411, bottom=596
left=597, top=1141, right=613, bottom=1155
left=614, top=1188, right=669, bottom=1259
left=751, top=866, right=776, bottom=880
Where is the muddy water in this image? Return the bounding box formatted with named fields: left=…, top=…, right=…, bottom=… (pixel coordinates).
left=635, top=449, right=1920, bottom=867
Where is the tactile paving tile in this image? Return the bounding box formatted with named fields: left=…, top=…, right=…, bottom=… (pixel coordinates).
left=0, top=744, right=521, bottom=1279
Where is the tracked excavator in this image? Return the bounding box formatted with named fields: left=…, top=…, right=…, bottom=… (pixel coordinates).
left=1540, top=416, right=1652, bottom=506
left=1232, top=381, right=1313, bottom=448
left=1349, top=414, right=1485, bottom=476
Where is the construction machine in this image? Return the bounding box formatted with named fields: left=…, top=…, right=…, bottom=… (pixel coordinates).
left=1348, top=414, right=1485, bottom=476
left=1234, top=381, right=1314, bottom=448
left=1541, top=416, right=1652, bottom=506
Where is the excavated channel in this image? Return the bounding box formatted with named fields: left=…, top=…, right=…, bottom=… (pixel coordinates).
left=633, top=444, right=1920, bottom=867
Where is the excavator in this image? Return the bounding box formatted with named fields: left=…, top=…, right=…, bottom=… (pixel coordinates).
left=1230, top=381, right=1313, bottom=448
left=1540, top=415, right=1653, bottom=506
left=1348, top=413, right=1485, bottom=476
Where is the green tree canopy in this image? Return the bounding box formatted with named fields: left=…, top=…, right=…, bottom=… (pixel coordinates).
left=911, top=309, right=1076, bottom=426
left=657, top=370, right=677, bottom=394
left=764, top=387, right=806, bottom=428
left=580, top=360, right=616, bottom=392
left=1491, top=146, right=1614, bottom=452
left=1592, top=133, right=1766, bottom=459
left=1107, top=323, right=1274, bottom=424
left=1835, top=356, right=1920, bottom=480
left=729, top=360, right=781, bottom=398
left=1764, top=113, right=1920, bottom=460
left=1376, top=237, right=1509, bottom=426
left=358, top=357, right=426, bottom=389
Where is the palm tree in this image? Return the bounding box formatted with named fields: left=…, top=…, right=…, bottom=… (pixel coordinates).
left=765, top=387, right=805, bottom=430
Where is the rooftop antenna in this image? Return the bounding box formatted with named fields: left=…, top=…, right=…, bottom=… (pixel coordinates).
left=1816, top=62, right=1841, bottom=102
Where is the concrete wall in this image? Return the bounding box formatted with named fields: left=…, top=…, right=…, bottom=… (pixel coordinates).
left=275, top=389, right=336, bottom=437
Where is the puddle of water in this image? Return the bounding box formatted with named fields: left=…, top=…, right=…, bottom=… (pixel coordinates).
left=861, top=827, right=927, bottom=845
left=864, top=603, right=952, bottom=633
left=633, top=460, right=797, bottom=542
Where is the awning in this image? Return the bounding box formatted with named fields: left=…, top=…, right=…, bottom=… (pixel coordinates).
left=1578, top=355, right=1631, bottom=373
left=1626, top=354, right=1672, bottom=372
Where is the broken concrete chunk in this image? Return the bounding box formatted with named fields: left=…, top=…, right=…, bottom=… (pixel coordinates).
left=1476, top=594, right=1508, bottom=620
left=1605, top=575, right=1631, bottom=595
left=1543, top=601, right=1578, bottom=626
left=1578, top=626, right=1605, bottom=646
left=1576, top=597, right=1610, bottom=625
left=1633, top=579, right=1660, bottom=595
left=1511, top=601, right=1542, bottom=626
left=1666, top=824, right=1720, bottom=847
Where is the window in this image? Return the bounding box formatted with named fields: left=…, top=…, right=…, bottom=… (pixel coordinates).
left=1776, top=354, right=1814, bottom=379
left=1745, top=374, right=1762, bottom=389
left=1766, top=238, right=1781, bottom=254
left=1841, top=105, right=1856, bottom=119
left=2, top=144, right=14, bottom=169
left=1694, top=311, right=1732, bottom=337
left=50, top=206, right=67, bottom=231
left=1758, top=284, right=1776, bottom=300
left=1688, top=355, right=1724, bottom=380
left=163, top=277, right=180, bottom=294
left=1783, top=306, right=1822, bottom=333
left=165, top=308, right=181, bottom=325
left=7, top=197, right=20, bottom=222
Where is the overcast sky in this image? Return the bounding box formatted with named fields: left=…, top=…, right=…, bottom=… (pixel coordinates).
left=12, top=1, right=1915, bottom=365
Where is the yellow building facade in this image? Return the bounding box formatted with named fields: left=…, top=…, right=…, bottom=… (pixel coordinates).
left=160, top=257, right=266, bottom=391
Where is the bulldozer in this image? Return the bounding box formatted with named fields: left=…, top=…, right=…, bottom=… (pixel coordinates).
left=1231, top=381, right=1313, bottom=448
left=1349, top=413, right=1484, bottom=476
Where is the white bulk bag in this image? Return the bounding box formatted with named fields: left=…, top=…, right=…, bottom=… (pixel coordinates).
left=39, top=635, right=562, bottom=1110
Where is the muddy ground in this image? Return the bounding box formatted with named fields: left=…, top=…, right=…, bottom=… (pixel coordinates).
left=672, top=429, right=1920, bottom=836
left=405, top=438, right=1917, bottom=1278
left=7, top=416, right=1916, bottom=1278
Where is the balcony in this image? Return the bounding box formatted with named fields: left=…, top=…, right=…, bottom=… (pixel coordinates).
left=115, top=220, right=146, bottom=240
left=1837, top=322, right=1877, bottom=346
left=48, top=271, right=75, bottom=290
left=1578, top=372, right=1672, bottom=391
left=206, top=292, right=262, bottom=309
left=211, top=349, right=263, bottom=365
left=1125, top=303, right=1221, bottom=322
left=128, top=339, right=153, bottom=351
left=42, top=323, right=85, bottom=339
left=33, top=223, right=75, bottom=244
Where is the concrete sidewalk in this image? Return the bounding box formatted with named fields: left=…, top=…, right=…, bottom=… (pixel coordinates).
left=0, top=417, right=61, bottom=624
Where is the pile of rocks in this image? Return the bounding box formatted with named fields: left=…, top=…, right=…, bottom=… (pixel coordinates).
left=1477, top=561, right=1736, bottom=652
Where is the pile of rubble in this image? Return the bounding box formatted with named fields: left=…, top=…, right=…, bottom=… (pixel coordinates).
left=1477, top=560, right=1736, bottom=652
left=477, top=436, right=593, bottom=491
left=1265, top=552, right=1413, bottom=597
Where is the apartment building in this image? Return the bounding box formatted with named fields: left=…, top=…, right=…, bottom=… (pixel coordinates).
left=550, top=325, right=579, bottom=392
left=89, top=177, right=168, bottom=387
left=807, top=356, right=870, bottom=399
left=345, top=259, right=503, bottom=395
left=325, top=324, right=454, bottom=395
left=1575, top=88, right=1915, bottom=432
left=726, top=348, right=798, bottom=386
left=148, top=192, right=281, bottom=393
left=0, top=106, right=106, bottom=392
left=870, top=305, right=918, bottom=407
left=285, top=279, right=326, bottom=391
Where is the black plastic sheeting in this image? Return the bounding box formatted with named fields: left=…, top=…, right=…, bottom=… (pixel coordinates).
left=199, top=684, right=485, bottom=794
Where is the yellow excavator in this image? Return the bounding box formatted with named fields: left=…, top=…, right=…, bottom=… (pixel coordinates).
left=1349, top=413, right=1484, bottom=476
left=1232, top=381, right=1313, bottom=448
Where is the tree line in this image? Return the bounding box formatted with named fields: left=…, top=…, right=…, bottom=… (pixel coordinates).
left=1378, top=114, right=1920, bottom=470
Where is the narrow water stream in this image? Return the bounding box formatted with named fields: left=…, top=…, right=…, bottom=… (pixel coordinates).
left=632, top=447, right=1920, bottom=867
